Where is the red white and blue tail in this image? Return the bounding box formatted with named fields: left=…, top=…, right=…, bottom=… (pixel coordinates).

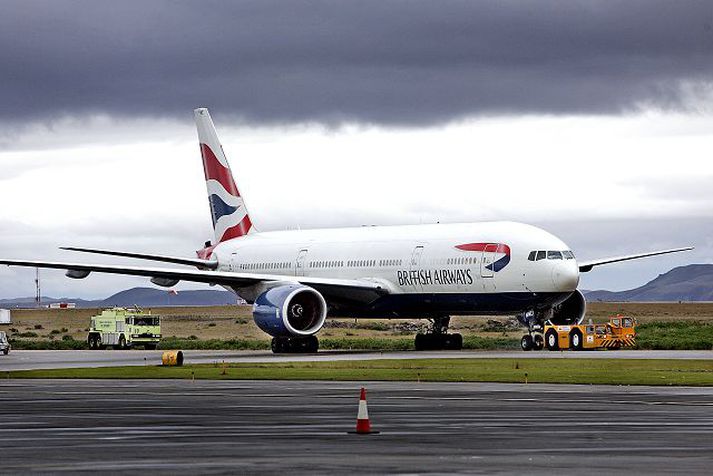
left=194, top=108, right=254, bottom=243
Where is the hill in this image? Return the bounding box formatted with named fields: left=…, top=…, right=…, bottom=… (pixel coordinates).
left=98, top=287, right=238, bottom=307
left=585, top=264, right=713, bottom=302
left=0, top=287, right=237, bottom=308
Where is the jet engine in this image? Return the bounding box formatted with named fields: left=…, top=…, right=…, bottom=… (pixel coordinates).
left=252, top=284, right=327, bottom=337
left=549, top=289, right=586, bottom=325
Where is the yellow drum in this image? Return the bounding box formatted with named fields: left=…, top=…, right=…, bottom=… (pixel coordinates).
left=161, top=350, right=184, bottom=366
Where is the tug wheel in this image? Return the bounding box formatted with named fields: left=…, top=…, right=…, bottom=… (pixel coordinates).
left=545, top=330, right=559, bottom=351
left=570, top=330, right=583, bottom=351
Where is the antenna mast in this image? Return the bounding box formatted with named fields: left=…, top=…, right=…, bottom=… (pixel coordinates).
left=35, top=268, right=41, bottom=308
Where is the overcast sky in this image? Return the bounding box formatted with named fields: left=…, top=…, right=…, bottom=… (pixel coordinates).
left=1, top=1, right=712, bottom=299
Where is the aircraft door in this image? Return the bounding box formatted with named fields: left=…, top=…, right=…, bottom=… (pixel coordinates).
left=295, top=249, right=308, bottom=276
left=481, top=243, right=498, bottom=278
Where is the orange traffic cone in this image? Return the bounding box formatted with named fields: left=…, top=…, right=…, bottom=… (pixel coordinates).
left=349, top=387, right=379, bottom=434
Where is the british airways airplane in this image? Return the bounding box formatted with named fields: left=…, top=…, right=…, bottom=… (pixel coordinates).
left=0, top=109, right=693, bottom=353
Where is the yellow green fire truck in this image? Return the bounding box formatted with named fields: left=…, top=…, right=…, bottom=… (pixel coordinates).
left=87, top=307, right=161, bottom=350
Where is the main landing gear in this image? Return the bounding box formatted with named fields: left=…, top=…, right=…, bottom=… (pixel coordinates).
left=271, top=335, right=319, bottom=353
left=414, top=317, right=463, bottom=351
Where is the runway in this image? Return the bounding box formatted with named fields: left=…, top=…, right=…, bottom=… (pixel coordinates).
left=1, top=349, right=712, bottom=371
left=0, top=379, right=711, bottom=474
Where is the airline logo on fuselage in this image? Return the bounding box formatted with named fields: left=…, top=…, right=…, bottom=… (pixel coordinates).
left=455, top=242, right=511, bottom=272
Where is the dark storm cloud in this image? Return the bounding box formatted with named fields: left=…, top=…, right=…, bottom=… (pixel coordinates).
left=2, top=0, right=713, bottom=126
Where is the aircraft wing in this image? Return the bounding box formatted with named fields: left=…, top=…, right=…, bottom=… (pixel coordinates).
left=60, top=246, right=218, bottom=269
left=578, top=247, right=694, bottom=273
left=0, top=259, right=390, bottom=299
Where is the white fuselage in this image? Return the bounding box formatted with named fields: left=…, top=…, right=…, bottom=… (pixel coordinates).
left=210, top=221, right=580, bottom=318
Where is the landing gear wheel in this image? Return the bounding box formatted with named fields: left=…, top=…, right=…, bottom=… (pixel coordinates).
left=271, top=337, right=285, bottom=353
left=545, top=329, right=559, bottom=351
left=414, top=333, right=429, bottom=351
left=521, top=334, right=534, bottom=351
left=448, top=333, right=463, bottom=350
left=414, top=317, right=462, bottom=351
left=570, top=330, right=583, bottom=351
left=271, top=336, right=319, bottom=354
left=415, top=333, right=463, bottom=351
left=533, top=334, right=544, bottom=351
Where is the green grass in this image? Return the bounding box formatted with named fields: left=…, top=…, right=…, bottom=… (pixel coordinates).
left=6, top=358, right=713, bottom=386
left=7, top=321, right=713, bottom=351
left=8, top=335, right=520, bottom=351
left=636, top=321, right=713, bottom=350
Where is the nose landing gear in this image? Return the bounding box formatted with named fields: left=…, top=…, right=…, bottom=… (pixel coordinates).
left=518, top=309, right=548, bottom=351
left=414, top=317, right=463, bottom=351
left=520, top=333, right=544, bottom=351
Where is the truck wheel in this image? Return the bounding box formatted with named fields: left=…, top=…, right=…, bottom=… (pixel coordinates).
left=570, top=330, right=583, bottom=351
left=118, top=335, right=127, bottom=350
left=545, top=330, right=559, bottom=351
left=3, top=348, right=8, bottom=355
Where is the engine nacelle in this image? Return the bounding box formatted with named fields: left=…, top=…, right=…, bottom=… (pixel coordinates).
left=253, top=284, right=327, bottom=338
left=549, top=289, right=587, bottom=325
left=151, top=277, right=180, bottom=287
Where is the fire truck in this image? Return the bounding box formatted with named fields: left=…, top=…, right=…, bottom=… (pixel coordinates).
left=87, top=307, right=161, bottom=350
left=522, top=315, right=637, bottom=351
left=0, top=331, right=10, bottom=355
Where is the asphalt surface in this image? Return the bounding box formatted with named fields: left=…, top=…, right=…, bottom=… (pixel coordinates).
left=1, top=349, right=712, bottom=371
left=0, top=380, right=711, bottom=474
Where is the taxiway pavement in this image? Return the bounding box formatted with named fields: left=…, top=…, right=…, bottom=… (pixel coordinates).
left=0, top=379, right=711, bottom=474
left=0, top=349, right=711, bottom=371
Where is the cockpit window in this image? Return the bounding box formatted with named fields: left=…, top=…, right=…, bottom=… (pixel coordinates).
left=547, top=251, right=563, bottom=260
left=536, top=251, right=546, bottom=261
left=528, top=251, right=536, bottom=261
left=563, top=250, right=575, bottom=259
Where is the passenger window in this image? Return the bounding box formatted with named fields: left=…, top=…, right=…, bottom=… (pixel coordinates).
left=548, top=251, right=563, bottom=260
left=528, top=251, right=536, bottom=261
left=536, top=251, right=546, bottom=261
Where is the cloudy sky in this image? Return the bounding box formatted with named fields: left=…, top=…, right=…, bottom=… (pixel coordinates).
left=1, top=0, right=712, bottom=299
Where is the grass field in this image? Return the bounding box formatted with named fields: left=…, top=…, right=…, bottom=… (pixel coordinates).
left=6, top=358, right=713, bottom=386
left=3, top=303, right=713, bottom=350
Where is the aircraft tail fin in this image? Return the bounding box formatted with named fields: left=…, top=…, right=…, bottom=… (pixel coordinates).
left=194, top=108, right=254, bottom=243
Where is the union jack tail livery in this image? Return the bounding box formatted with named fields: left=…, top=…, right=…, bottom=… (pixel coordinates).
left=195, top=108, right=254, bottom=243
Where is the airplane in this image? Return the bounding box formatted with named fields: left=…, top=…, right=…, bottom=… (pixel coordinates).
left=0, top=108, right=693, bottom=353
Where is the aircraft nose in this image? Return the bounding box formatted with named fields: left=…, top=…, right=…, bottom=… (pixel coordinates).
left=551, top=260, right=580, bottom=291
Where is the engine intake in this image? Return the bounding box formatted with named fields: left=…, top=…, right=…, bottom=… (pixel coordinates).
left=253, top=284, right=327, bottom=337
left=549, top=289, right=586, bottom=326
